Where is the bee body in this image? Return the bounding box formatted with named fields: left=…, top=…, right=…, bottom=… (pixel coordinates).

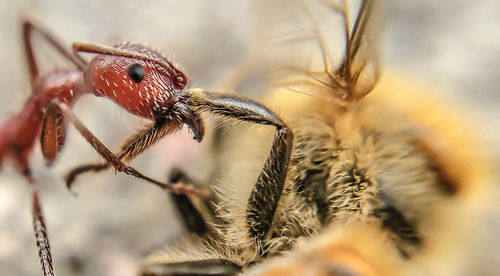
left=140, top=1, right=494, bottom=275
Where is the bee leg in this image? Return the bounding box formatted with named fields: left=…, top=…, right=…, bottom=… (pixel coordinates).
left=65, top=118, right=179, bottom=190
left=167, top=168, right=211, bottom=236
left=169, top=192, right=208, bottom=235
left=141, top=259, right=241, bottom=276
left=187, top=90, right=293, bottom=247
left=142, top=170, right=238, bottom=276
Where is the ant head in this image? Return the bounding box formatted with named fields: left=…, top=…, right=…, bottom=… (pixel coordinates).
left=75, top=42, right=187, bottom=120
left=74, top=41, right=204, bottom=142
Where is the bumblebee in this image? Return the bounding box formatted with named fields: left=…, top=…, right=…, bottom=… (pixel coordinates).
left=136, top=0, right=494, bottom=275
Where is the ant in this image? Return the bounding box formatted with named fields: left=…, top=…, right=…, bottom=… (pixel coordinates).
left=2, top=17, right=291, bottom=275
left=0, top=19, right=86, bottom=276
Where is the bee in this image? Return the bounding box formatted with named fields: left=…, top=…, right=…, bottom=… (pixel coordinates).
left=131, top=0, right=494, bottom=275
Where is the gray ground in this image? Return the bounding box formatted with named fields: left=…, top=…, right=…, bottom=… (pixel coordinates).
left=0, top=1, right=499, bottom=275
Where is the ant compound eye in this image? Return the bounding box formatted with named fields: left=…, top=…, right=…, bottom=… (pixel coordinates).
left=127, top=63, right=145, bottom=83
left=175, top=75, right=186, bottom=88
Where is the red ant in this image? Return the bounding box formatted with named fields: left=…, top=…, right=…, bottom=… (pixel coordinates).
left=2, top=19, right=205, bottom=276
left=0, top=20, right=86, bottom=276
left=2, top=17, right=291, bottom=276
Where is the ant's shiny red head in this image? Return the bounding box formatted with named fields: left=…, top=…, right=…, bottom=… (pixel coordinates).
left=73, top=41, right=204, bottom=142
left=75, top=42, right=187, bottom=120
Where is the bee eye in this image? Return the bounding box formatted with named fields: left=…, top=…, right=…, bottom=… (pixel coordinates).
left=127, top=63, right=145, bottom=83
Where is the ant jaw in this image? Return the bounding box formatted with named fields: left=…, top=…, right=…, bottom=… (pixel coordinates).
left=166, top=101, right=205, bottom=143
left=183, top=114, right=205, bottom=143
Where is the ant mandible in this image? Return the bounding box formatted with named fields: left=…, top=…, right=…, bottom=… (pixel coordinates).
left=2, top=17, right=291, bottom=276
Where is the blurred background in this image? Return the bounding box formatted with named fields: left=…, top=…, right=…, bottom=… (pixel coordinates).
left=0, top=0, right=499, bottom=275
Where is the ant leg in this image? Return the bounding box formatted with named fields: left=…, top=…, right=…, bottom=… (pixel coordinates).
left=65, top=163, right=108, bottom=189
left=22, top=18, right=86, bottom=88
left=23, top=173, right=55, bottom=276
left=187, top=90, right=293, bottom=247
left=65, top=118, right=180, bottom=189
left=41, top=100, right=208, bottom=198
left=32, top=187, right=55, bottom=276
left=74, top=165, right=217, bottom=235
